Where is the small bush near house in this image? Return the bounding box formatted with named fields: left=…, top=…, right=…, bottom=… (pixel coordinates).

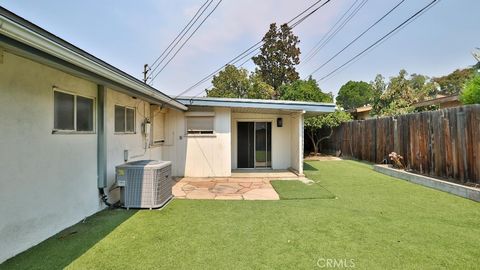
left=460, top=75, right=480, bottom=104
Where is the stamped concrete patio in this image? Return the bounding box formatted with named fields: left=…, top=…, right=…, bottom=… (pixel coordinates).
left=173, top=178, right=281, bottom=200
left=173, top=170, right=301, bottom=200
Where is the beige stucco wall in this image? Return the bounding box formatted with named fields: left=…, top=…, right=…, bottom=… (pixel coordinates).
left=104, top=88, right=165, bottom=201
left=231, top=112, right=292, bottom=170
left=0, top=52, right=100, bottom=263
left=162, top=107, right=232, bottom=177
left=290, top=113, right=304, bottom=175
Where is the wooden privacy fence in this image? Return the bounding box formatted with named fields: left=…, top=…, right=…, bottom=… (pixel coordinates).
left=324, top=105, right=480, bottom=184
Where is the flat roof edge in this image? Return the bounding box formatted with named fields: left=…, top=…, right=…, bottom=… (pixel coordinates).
left=176, top=97, right=336, bottom=113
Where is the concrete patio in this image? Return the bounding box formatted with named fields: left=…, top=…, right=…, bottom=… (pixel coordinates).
left=172, top=177, right=287, bottom=200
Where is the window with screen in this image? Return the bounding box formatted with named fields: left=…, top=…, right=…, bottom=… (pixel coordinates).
left=53, top=90, right=94, bottom=132
left=115, top=105, right=135, bottom=133
left=186, top=116, right=214, bottom=134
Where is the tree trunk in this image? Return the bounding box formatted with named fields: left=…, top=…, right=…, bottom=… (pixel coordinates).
left=315, top=127, right=334, bottom=155
left=307, top=129, right=319, bottom=156
left=307, top=127, right=335, bottom=156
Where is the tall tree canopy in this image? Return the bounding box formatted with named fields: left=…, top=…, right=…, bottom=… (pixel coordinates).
left=336, top=81, right=373, bottom=110
left=370, top=74, right=387, bottom=115
left=252, top=23, right=301, bottom=95
left=370, top=69, right=444, bottom=116
left=409, top=73, right=437, bottom=101
left=373, top=69, right=417, bottom=116
left=206, top=65, right=274, bottom=99
left=278, top=77, right=332, bottom=103
left=206, top=65, right=250, bottom=98
left=433, top=68, right=475, bottom=95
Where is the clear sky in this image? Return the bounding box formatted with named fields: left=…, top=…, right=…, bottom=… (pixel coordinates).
left=1, top=0, right=479, bottom=97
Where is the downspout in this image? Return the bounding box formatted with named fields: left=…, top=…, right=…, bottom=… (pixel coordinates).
left=97, top=85, right=110, bottom=206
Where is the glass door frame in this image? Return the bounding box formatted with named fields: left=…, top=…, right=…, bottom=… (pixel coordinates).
left=236, top=120, right=273, bottom=169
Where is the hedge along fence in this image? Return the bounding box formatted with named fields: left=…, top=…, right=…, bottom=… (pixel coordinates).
left=323, top=105, right=480, bottom=184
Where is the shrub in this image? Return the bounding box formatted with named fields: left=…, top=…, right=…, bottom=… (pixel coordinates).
left=389, top=152, right=404, bottom=169
left=460, top=75, right=480, bottom=104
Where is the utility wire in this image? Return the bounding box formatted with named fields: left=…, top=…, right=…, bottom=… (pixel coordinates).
left=150, top=0, right=222, bottom=83
left=190, top=48, right=257, bottom=99
left=180, top=41, right=263, bottom=96
left=306, top=0, right=406, bottom=78
left=289, top=0, right=333, bottom=28
left=304, top=0, right=368, bottom=62
left=148, top=0, right=212, bottom=74
left=306, top=0, right=369, bottom=60
left=176, top=0, right=333, bottom=98
left=303, top=0, right=362, bottom=63
left=286, top=0, right=327, bottom=25
left=318, top=0, right=440, bottom=81
left=176, top=0, right=330, bottom=98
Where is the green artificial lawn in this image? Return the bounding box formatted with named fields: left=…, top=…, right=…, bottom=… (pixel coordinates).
left=271, top=180, right=336, bottom=200
left=2, top=160, right=480, bottom=269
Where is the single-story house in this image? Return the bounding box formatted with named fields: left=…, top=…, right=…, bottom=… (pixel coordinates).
left=0, top=7, right=334, bottom=263
left=411, top=94, right=461, bottom=109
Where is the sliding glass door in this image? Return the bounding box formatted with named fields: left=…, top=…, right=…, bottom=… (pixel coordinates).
left=237, top=122, right=271, bottom=168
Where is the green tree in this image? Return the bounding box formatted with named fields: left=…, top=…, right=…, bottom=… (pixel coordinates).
left=370, top=74, right=386, bottom=116
left=409, top=73, right=437, bottom=102
left=305, top=110, right=351, bottom=155
left=374, top=69, right=417, bottom=116
left=336, top=81, right=373, bottom=110
left=252, top=23, right=301, bottom=94
left=246, top=72, right=275, bottom=99
left=276, top=78, right=348, bottom=155
left=206, top=65, right=274, bottom=99
left=433, top=68, right=475, bottom=95
left=460, top=75, right=480, bottom=104
left=206, top=65, right=250, bottom=98
left=278, top=77, right=332, bottom=103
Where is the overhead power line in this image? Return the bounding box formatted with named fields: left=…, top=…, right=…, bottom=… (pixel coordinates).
left=149, top=0, right=223, bottom=83
left=148, top=0, right=212, bottom=76
left=306, top=0, right=406, bottom=78
left=308, top=0, right=368, bottom=58
left=176, top=0, right=334, bottom=98
left=317, top=0, right=440, bottom=82
left=303, top=0, right=367, bottom=64
left=190, top=47, right=259, bottom=99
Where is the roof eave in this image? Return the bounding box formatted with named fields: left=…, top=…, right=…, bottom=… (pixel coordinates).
left=0, top=8, right=187, bottom=111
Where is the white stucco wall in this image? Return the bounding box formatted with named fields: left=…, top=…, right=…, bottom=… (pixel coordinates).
left=231, top=112, right=292, bottom=170
left=104, top=89, right=163, bottom=201
left=290, top=113, right=304, bottom=175
left=162, top=107, right=231, bottom=177
left=0, top=52, right=100, bottom=263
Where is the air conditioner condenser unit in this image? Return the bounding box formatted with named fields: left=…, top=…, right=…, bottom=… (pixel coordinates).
left=115, top=160, right=172, bottom=209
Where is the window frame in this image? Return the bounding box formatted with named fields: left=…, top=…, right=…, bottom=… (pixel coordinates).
left=52, top=88, right=96, bottom=134
left=114, top=104, right=136, bottom=134
left=185, top=115, right=215, bottom=136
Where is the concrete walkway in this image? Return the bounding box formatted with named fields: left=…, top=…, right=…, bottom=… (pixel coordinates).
left=173, top=177, right=282, bottom=200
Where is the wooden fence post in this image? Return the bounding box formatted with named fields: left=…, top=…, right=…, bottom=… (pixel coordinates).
left=393, top=118, right=399, bottom=154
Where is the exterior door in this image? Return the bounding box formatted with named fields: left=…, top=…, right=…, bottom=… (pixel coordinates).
left=237, top=122, right=271, bottom=168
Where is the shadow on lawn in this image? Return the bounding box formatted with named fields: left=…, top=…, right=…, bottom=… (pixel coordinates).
left=0, top=209, right=136, bottom=270
left=303, top=162, right=319, bottom=171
